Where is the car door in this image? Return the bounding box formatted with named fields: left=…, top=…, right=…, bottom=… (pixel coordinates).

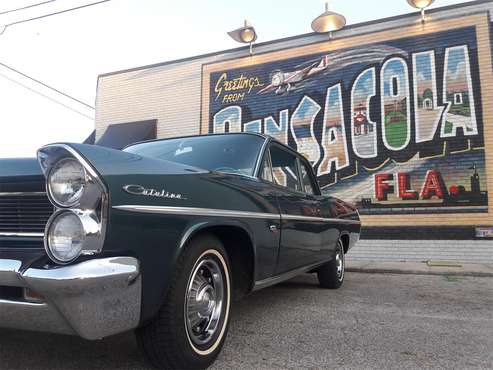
left=265, top=143, right=327, bottom=274
left=297, top=156, right=341, bottom=263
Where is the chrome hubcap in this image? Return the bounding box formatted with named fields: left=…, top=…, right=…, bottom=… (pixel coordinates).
left=336, top=247, right=344, bottom=281
left=185, top=258, right=224, bottom=346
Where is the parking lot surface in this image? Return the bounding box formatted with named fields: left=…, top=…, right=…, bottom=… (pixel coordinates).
left=0, top=272, right=492, bottom=369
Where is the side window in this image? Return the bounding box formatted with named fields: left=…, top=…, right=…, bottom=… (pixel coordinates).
left=259, top=151, right=273, bottom=182
left=269, top=145, right=301, bottom=192
left=299, top=159, right=316, bottom=195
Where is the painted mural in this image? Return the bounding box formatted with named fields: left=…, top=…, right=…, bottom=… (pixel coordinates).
left=205, top=26, right=488, bottom=215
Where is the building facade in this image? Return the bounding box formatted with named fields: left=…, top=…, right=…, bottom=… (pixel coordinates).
left=95, top=1, right=493, bottom=262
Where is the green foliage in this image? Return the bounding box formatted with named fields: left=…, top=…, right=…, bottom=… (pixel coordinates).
left=384, top=112, right=408, bottom=148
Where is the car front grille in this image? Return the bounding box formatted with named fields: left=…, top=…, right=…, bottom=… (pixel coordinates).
left=0, top=192, right=53, bottom=235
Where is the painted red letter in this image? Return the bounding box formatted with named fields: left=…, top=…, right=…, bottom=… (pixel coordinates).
left=420, top=170, right=445, bottom=200
left=397, top=173, right=418, bottom=200
left=375, top=173, right=394, bottom=201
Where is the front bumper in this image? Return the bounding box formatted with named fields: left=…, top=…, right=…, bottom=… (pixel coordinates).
left=0, top=256, right=141, bottom=340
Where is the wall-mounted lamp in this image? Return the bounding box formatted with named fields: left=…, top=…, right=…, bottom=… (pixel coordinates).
left=407, top=0, right=435, bottom=22
left=228, top=20, right=258, bottom=55
left=311, top=1, right=346, bottom=39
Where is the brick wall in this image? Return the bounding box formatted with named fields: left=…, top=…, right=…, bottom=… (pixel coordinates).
left=95, top=1, right=493, bottom=262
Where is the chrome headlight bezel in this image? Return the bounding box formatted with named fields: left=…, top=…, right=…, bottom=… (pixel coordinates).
left=47, top=157, right=87, bottom=208
left=38, top=144, right=108, bottom=265
left=44, top=209, right=104, bottom=264
left=44, top=210, right=85, bottom=264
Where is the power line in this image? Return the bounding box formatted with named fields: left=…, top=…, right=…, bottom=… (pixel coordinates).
left=0, top=71, right=94, bottom=120
left=0, top=61, right=94, bottom=109
left=0, top=1, right=56, bottom=16
left=0, top=0, right=111, bottom=34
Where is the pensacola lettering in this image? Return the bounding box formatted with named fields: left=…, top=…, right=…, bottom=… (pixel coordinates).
left=212, top=45, right=483, bottom=196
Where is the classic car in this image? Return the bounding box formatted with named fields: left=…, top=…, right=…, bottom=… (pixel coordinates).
left=0, top=132, right=360, bottom=369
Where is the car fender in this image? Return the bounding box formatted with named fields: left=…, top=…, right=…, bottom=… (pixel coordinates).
left=175, top=218, right=257, bottom=269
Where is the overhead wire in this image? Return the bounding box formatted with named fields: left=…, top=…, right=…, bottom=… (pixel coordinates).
left=0, top=71, right=94, bottom=120
left=0, top=1, right=56, bottom=16
left=0, top=0, right=110, bottom=119
left=0, top=0, right=111, bottom=35
left=0, top=62, right=95, bottom=109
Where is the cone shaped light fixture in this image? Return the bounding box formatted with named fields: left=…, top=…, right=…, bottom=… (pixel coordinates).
left=407, top=0, right=435, bottom=22
left=228, top=20, right=257, bottom=55
left=311, top=1, right=346, bottom=35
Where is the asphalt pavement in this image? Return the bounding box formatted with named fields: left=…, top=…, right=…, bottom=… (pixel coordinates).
left=0, top=272, right=492, bottom=369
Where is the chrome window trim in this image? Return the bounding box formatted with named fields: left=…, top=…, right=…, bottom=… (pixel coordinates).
left=253, top=137, right=270, bottom=178
left=112, top=204, right=361, bottom=225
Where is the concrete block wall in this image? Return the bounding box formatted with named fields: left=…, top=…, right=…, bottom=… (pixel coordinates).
left=348, top=239, right=493, bottom=263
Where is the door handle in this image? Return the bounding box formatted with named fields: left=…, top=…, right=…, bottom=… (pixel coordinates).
left=269, top=225, right=279, bottom=233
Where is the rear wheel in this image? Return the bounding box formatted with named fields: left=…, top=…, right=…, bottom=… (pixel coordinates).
left=136, top=234, right=232, bottom=369
left=317, top=239, right=345, bottom=289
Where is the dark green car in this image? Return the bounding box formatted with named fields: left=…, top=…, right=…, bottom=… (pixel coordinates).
left=0, top=133, right=360, bottom=369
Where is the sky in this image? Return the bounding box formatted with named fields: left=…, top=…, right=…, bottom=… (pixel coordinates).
left=0, top=0, right=474, bottom=158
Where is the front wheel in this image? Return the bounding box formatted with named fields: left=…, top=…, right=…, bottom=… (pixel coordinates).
left=317, top=239, right=345, bottom=289
left=136, top=234, right=232, bottom=369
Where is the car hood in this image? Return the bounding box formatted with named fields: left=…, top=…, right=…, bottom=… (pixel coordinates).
left=0, top=158, right=45, bottom=192
left=69, top=143, right=207, bottom=177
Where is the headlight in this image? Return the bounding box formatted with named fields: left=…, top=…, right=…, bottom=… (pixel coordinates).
left=38, top=144, right=108, bottom=265
left=46, top=211, right=85, bottom=263
left=48, top=158, right=86, bottom=208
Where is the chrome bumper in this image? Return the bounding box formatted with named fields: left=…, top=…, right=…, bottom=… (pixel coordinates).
left=0, top=257, right=141, bottom=340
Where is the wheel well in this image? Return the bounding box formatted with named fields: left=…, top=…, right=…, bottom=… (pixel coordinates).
left=340, top=233, right=350, bottom=254
left=190, top=226, right=255, bottom=301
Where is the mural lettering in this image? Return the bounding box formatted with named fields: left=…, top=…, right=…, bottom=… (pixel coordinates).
left=207, top=27, right=488, bottom=215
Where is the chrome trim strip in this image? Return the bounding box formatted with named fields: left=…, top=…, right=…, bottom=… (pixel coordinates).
left=0, top=232, right=44, bottom=238
left=253, top=259, right=331, bottom=291
left=113, top=205, right=280, bottom=220
left=281, top=214, right=361, bottom=225
left=113, top=205, right=362, bottom=224
left=0, top=192, right=46, bottom=197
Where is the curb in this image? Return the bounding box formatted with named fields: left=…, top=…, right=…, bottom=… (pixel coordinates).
left=346, top=267, right=493, bottom=277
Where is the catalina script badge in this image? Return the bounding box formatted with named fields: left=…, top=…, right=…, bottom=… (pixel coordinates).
left=123, top=184, right=187, bottom=200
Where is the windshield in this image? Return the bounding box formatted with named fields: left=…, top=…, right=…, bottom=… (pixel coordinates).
left=125, top=134, right=265, bottom=176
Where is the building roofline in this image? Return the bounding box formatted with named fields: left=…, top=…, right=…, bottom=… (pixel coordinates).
left=98, top=0, right=493, bottom=79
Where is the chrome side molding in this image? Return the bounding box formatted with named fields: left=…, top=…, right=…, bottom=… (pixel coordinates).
left=113, top=204, right=361, bottom=225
